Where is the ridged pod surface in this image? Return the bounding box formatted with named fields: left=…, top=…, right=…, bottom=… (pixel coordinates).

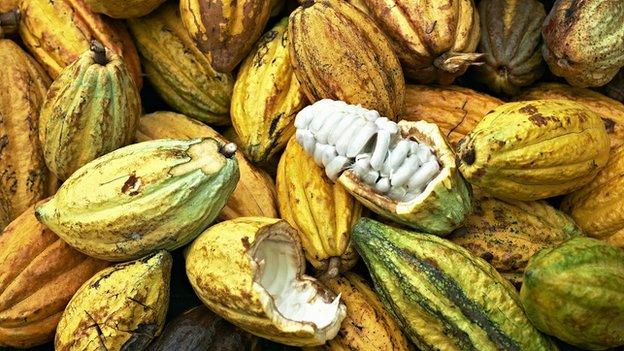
left=39, top=43, right=141, bottom=181
left=401, top=85, right=503, bottom=147
left=179, top=0, right=272, bottom=73
left=542, top=0, right=624, bottom=87
left=288, top=0, right=405, bottom=119
left=304, top=273, right=410, bottom=351
left=0, top=40, right=52, bottom=229
left=362, top=0, right=482, bottom=84
left=35, top=138, right=240, bottom=261
left=0, top=203, right=108, bottom=348
left=449, top=193, right=582, bottom=287
left=128, top=3, right=233, bottom=125
left=520, top=238, right=624, bottom=350
left=561, top=145, right=624, bottom=247
left=19, top=0, right=142, bottom=87
left=84, top=0, right=167, bottom=18
left=277, top=137, right=361, bottom=277
left=458, top=100, right=611, bottom=201
left=136, top=111, right=278, bottom=221
left=474, top=0, right=545, bottom=95
left=353, top=218, right=557, bottom=351
left=519, top=83, right=624, bottom=149
left=232, top=17, right=307, bottom=163
left=55, top=251, right=171, bottom=351
left=186, top=218, right=346, bottom=346
left=149, top=305, right=254, bottom=351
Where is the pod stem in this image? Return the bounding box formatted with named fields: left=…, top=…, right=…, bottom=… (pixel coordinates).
left=0, top=9, right=20, bottom=35
left=318, top=257, right=341, bottom=280
left=434, top=52, right=485, bottom=74
left=90, top=40, right=108, bottom=66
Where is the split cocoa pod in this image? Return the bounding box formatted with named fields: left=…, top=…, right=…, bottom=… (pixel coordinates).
left=39, top=42, right=141, bottom=181
left=185, top=217, right=346, bottom=346
left=0, top=203, right=108, bottom=348
left=84, top=0, right=167, bottom=18
left=19, top=0, right=142, bottom=88
left=55, top=251, right=171, bottom=351
left=137, top=111, right=279, bottom=220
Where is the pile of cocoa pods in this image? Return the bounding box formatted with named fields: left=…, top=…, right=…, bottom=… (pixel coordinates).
left=1, top=0, right=624, bottom=350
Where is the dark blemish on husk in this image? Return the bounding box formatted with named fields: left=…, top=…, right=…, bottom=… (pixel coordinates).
left=602, top=118, right=616, bottom=133
left=121, top=174, right=141, bottom=196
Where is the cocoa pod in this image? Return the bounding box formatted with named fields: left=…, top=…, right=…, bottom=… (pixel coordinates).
left=289, top=0, right=405, bottom=119
left=362, top=0, right=482, bottom=84
left=39, top=42, right=141, bottom=181
left=0, top=203, right=109, bottom=348
left=180, top=0, right=272, bottom=73
left=401, top=84, right=503, bottom=147
left=0, top=1, right=18, bottom=12
left=19, top=0, right=142, bottom=88
left=0, top=40, right=52, bottom=229
left=232, top=17, right=307, bottom=164
left=474, top=0, right=545, bottom=95
left=542, top=0, right=624, bottom=87
left=136, top=111, right=279, bottom=221
left=84, top=0, right=167, bottom=18
left=128, top=2, right=233, bottom=125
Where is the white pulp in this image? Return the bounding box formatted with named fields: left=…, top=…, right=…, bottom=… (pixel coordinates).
left=295, top=99, right=441, bottom=202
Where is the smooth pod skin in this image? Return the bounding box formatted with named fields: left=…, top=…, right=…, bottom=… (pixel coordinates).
left=352, top=218, right=557, bottom=351
left=55, top=251, right=172, bottom=351
left=277, top=138, right=361, bottom=277
left=474, top=0, right=545, bottom=95
left=561, top=145, right=624, bottom=247
left=520, top=238, right=624, bottom=350
left=458, top=100, right=611, bottom=201
left=362, top=0, right=482, bottom=84
left=128, top=3, right=233, bottom=125
left=519, top=82, right=624, bottom=149
left=400, top=85, right=503, bottom=147
left=0, top=40, right=52, bottom=229
left=19, top=0, right=142, bottom=87
left=136, top=111, right=279, bottom=221
left=179, top=0, right=272, bottom=73
left=542, top=0, right=624, bottom=87
left=84, top=0, right=167, bottom=18
left=35, top=138, right=239, bottom=261
left=0, top=203, right=108, bottom=348
left=232, top=17, right=307, bottom=163
left=288, top=0, right=405, bottom=119
left=39, top=44, right=141, bottom=181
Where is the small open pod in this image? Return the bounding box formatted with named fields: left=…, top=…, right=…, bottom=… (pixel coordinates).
left=295, top=100, right=472, bottom=235
left=185, top=217, right=346, bottom=347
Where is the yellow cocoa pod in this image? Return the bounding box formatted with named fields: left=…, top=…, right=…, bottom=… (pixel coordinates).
left=304, top=273, right=410, bottom=351
left=289, top=0, right=405, bottom=119
left=458, top=100, right=611, bottom=201
left=180, top=0, right=272, bottom=72
left=0, top=202, right=108, bottom=348
left=401, top=85, right=503, bottom=147
left=562, top=145, right=624, bottom=247
left=55, top=251, right=171, bottom=351
left=19, top=0, right=142, bottom=88
left=186, top=217, right=346, bottom=346
left=128, top=2, right=233, bottom=125
left=84, top=0, right=167, bottom=18
left=277, top=138, right=361, bottom=277
left=232, top=17, right=307, bottom=164
left=0, top=40, right=52, bottom=229
left=39, top=42, right=141, bottom=181
left=519, top=82, right=624, bottom=149
left=0, top=1, right=18, bottom=12
left=137, top=111, right=278, bottom=220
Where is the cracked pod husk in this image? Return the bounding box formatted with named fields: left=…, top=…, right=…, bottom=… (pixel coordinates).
left=185, top=217, right=346, bottom=347
left=362, top=0, right=483, bottom=85
left=277, top=137, right=361, bottom=277
left=128, top=3, right=233, bottom=125
left=55, top=251, right=171, bottom=351
left=295, top=99, right=472, bottom=235
left=35, top=138, right=239, bottom=261
left=39, top=42, right=141, bottom=181
left=352, top=218, right=558, bottom=351
left=84, top=0, right=167, bottom=18
left=457, top=100, right=611, bottom=201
